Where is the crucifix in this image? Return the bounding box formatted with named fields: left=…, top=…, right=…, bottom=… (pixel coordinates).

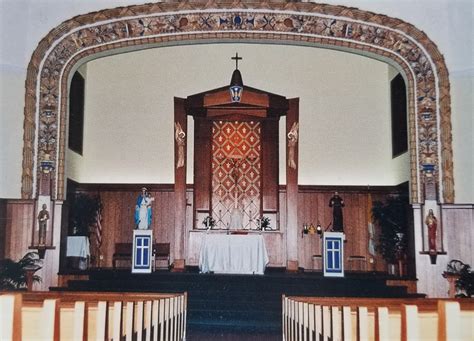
left=229, top=156, right=243, bottom=206
left=231, top=52, right=242, bottom=70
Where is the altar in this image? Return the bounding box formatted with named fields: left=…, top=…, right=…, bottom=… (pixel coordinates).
left=199, top=233, right=269, bottom=275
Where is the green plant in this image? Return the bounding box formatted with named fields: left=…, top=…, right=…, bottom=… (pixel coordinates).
left=456, top=265, right=474, bottom=297
left=0, top=252, right=42, bottom=290
left=372, top=195, right=409, bottom=264
left=446, top=260, right=474, bottom=298
left=69, top=194, right=101, bottom=236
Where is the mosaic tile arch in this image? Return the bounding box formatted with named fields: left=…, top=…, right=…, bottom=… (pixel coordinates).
left=22, top=0, right=453, bottom=203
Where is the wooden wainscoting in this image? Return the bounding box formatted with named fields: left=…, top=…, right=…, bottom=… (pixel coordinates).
left=294, top=185, right=405, bottom=272
left=0, top=198, right=7, bottom=260
left=2, top=200, right=35, bottom=261
left=66, top=181, right=407, bottom=272
left=67, top=182, right=179, bottom=268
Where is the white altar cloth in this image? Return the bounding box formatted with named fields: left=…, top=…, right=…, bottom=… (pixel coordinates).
left=199, top=234, right=269, bottom=275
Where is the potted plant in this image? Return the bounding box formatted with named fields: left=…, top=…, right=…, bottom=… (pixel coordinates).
left=69, top=193, right=101, bottom=236
left=372, top=195, right=409, bottom=276
left=0, top=252, right=42, bottom=290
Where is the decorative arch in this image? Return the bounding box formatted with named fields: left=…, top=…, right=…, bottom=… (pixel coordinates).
left=22, top=0, right=454, bottom=204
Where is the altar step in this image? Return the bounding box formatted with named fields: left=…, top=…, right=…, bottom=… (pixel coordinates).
left=56, top=269, right=421, bottom=334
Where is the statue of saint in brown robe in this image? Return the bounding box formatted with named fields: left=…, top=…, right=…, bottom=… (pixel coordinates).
left=329, top=192, right=345, bottom=232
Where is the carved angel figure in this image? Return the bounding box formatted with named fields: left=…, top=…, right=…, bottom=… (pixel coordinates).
left=175, top=122, right=186, bottom=168
left=287, top=122, right=299, bottom=169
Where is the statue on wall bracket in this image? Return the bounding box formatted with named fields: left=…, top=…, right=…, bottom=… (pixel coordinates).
left=425, top=208, right=439, bottom=264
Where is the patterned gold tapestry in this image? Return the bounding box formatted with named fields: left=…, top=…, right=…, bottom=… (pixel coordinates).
left=211, top=121, right=261, bottom=229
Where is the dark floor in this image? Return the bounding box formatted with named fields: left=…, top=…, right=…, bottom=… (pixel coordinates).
left=186, top=329, right=280, bottom=341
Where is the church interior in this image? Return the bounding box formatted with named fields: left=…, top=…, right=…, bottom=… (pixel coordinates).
left=0, top=1, right=473, bottom=339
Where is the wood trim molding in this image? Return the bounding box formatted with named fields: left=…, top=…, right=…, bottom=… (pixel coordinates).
left=69, top=182, right=176, bottom=193
left=68, top=182, right=407, bottom=194
left=68, top=181, right=408, bottom=194
left=296, top=184, right=407, bottom=194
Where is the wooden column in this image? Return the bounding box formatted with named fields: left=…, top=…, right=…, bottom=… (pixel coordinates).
left=0, top=199, right=7, bottom=260
left=286, top=98, right=299, bottom=271
left=174, top=97, right=187, bottom=270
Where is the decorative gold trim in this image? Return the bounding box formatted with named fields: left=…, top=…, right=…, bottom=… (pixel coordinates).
left=21, top=1, right=454, bottom=203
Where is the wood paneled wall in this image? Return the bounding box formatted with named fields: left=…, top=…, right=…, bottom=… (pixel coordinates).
left=3, top=200, right=34, bottom=261
left=2, top=199, right=63, bottom=290
left=294, top=188, right=393, bottom=272
left=67, top=183, right=198, bottom=269
left=75, top=187, right=177, bottom=268
left=70, top=182, right=404, bottom=272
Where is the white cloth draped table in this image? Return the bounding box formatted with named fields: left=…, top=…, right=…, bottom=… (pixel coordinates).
left=66, top=236, right=90, bottom=258
left=199, top=234, right=269, bottom=275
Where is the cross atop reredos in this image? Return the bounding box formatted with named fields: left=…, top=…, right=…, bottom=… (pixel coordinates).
left=231, top=52, right=242, bottom=70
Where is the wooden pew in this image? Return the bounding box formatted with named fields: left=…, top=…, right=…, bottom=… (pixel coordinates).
left=112, top=243, right=133, bottom=269
left=282, top=296, right=474, bottom=341
left=0, top=291, right=187, bottom=340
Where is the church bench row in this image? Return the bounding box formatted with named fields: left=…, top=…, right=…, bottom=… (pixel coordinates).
left=282, top=296, right=474, bottom=341
left=0, top=291, right=186, bottom=340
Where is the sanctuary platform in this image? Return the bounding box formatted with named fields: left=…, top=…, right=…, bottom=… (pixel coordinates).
left=54, top=268, right=421, bottom=339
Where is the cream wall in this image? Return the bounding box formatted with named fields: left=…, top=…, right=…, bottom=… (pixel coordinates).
left=0, top=0, right=472, bottom=202
left=0, top=65, right=24, bottom=194
left=67, top=44, right=406, bottom=186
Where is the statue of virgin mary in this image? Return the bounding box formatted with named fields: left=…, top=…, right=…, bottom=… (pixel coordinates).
left=135, top=187, right=154, bottom=229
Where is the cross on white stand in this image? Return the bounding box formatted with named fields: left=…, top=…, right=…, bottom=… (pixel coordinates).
left=323, top=232, right=345, bottom=277
left=132, top=230, right=153, bottom=273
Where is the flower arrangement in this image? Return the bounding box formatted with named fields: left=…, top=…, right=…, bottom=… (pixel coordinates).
left=202, top=215, right=216, bottom=229
left=256, top=216, right=271, bottom=230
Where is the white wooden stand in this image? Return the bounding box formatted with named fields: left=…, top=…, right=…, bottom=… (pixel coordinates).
left=132, top=230, right=153, bottom=274
left=323, top=232, right=345, bottom=277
